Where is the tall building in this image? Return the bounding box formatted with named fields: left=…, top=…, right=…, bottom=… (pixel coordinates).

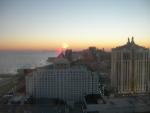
left=111, top=37, right=150, bottom=94
left=26, top=58, right=99, bottom=102
left=89, top=46, right=97, bottom=57
left=65, top=49, right=72, bottom=61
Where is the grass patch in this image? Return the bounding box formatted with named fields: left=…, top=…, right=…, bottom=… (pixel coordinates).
left=0, top=72, right=25, bottom=96
left=0, top=80, right=16, bottom=96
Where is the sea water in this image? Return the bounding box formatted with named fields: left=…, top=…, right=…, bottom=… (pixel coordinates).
left=0, top=51, right=57, bottom=74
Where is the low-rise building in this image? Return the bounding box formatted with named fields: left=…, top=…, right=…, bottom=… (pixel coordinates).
left=83, top=94, right=150, bottom=113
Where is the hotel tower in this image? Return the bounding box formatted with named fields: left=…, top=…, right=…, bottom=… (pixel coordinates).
left=111, top=37, right=150, bottom=94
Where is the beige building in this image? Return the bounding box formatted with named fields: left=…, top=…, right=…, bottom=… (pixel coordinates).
left=111, top=37, right=150, bottom=94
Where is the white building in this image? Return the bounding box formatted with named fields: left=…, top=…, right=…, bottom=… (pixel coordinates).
left=111, top=37, right=150, bottom=94
left=26, top=58, right=99, bottom=102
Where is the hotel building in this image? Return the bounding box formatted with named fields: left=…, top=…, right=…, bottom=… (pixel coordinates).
left=26, top=58, right=99, bottom=102
left=111, top=37, right=150, bottom=94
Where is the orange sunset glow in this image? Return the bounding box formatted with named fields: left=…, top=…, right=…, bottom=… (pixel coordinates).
left=0, top=36, right=149, bottom=51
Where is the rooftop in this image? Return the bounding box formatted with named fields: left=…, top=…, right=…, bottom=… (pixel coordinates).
left=85, top=95, right=150, bottom=106
left=113, top=37, right=148, bottom=51
left=53, top=57, right=70, bottom=64
left=85, top=94, right=103, bottom=104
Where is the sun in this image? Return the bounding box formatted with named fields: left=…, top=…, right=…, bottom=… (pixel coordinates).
left=62, top=43, right=69, bottom=49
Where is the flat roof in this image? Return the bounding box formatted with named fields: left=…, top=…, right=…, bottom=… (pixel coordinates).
left=85, top=95, right=150, bottom=107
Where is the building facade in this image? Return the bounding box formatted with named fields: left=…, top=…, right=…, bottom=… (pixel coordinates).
left=26, top=66, right=99, bottom=102
left=111, top=37, right=150, bottom=94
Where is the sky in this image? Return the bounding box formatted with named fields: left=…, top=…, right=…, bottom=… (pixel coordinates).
left=0, top=0, right=150, bottom=51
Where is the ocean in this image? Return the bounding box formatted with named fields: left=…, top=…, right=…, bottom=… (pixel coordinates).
left=0, top=51, right=57, bottom=74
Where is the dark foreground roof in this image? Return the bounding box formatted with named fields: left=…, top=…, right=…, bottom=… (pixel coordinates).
left=85, top=94, right=102, bottom=104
